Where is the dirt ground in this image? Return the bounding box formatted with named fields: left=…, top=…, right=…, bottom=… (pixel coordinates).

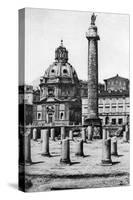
left=21, top=137, right=130, bottom=192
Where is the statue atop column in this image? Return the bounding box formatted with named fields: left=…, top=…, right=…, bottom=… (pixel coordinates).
left=91, top=13, right=97, bottom=25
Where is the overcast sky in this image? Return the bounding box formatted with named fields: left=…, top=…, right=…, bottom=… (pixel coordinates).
left=24, top=8, right=129, bottom=85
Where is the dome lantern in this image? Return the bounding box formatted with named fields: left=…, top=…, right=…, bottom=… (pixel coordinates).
left=55, top=40, right=68, bottom=63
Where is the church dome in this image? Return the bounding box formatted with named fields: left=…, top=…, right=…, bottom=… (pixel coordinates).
left=43, top=40, right=79, bottom=84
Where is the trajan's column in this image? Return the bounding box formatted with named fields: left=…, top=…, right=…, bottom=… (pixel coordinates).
left=85, top=13, right=101, bottom=132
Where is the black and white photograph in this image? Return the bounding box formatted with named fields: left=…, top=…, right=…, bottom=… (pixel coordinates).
left=18, top=8, right=129, bottom=192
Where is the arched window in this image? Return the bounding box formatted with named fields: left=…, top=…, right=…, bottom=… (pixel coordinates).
left=37, top=112, right=42, bottom=120
left=60, top=112, right=64, bottom=120
left=63, top=69, right=67, bottom=74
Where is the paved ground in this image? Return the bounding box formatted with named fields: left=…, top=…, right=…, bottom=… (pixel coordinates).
left=21, top=137, right=130, bottom=192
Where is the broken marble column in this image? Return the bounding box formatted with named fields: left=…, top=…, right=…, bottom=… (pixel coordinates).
left=81, top=127, right=86, bottom=142
left=69, top=130, right=73, bottom=140
left=50, top=128, right=55, bottom=141
left=102, top=128, right=107, bottom=140
left=41, top=129, right=50, bottom=156
left=111, top=137, right=118, bottom=156
left=87, top=126, right=93, bottom=140
left=33, top=128, right=37, bottom=141
left=101, top=138, right=112, bottom=165
left=60, top=138, right=71, bottom=165
left=75, top=139, right=84, bottom=157
left=61, top=127, right=65, bottom=140
left=24, top=128, right=32, bottom=165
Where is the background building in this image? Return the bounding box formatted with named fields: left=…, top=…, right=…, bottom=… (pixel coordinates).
left=19, top=85, right=33, bottom=125
left=82, top=74, right=129, bottom=127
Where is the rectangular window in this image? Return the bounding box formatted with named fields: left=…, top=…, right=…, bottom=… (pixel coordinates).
left=99, top=106, right=103, bottom=113
left=111, top=105, right=116, bottom=113
left=118, top=118, right=123, bottom=124
left=118, top=105, right=123, bottom=112
left=105, top=105, right=110, bottom=113
left=112, top=118, right=116, bottom=125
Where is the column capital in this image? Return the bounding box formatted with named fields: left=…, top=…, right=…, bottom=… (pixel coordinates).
left=86, top=25, right=100, bottom=40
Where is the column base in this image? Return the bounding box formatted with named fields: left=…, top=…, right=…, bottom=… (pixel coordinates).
left=75, top=153, right=84, bottom=157
left=111, top=152, right=118, bottom=156
left=50, top=138, right=55, bottom=141
left=25, top=161, right=32, bottom=166
left=33, top=139, right=37, bottom=141
left=19, top=160, right=32, bottom=166
left=101, top=159, right=112, bottom=166
left=60, top=158, right=71, bottom=165
left=41, top=152, right=50, bottom=157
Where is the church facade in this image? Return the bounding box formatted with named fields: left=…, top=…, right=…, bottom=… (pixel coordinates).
left=33, top=41, right=81, bottom=127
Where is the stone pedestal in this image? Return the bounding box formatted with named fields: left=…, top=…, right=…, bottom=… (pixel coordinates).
left=102, top=128, right=107, bottom=140
left=111, top=137, right=118, bottom=156
left=69, top=130, right=73, bottom=140
left=81, top=128, right=86, bottom=142
left=24, top=128, right=32, bottom=165
left=51, top=128, right=55, bottom=141
left=101, top=138, right=112, bottom=165
left=60, top=139, right=71, bottom=165
left=33, top=128, right=37, bottom=141
left=61, top=127, right=65, bottom=140
left=41, top=129, right=50, bottom=157
left=75, top=139, right=84, bottom=157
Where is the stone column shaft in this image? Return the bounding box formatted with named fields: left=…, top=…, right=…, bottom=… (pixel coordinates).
left=81, top=128, right=86, bottom=142
left=87, top=38, right=98, bottom=119
left=61, top=127, right=65, bottom=140
left=123, top=131, right=128, bottom=143
left=24, top=128, right=32, bottom=164
left=75, top=139, right=84, bottom=157
left=107, top=129, right=110, bottom=138
left=101, top=138, right=112, bottom=165
left=51, top=128, right=55, bottom=141
left=69, top=130, right=73, bottom=140
left=33, top=128, right=37, bottom=141
left=87, top=125, right=93, bottom=140
left=111, top=138, right=118, bottom=156
left=102, top=128, right=107, bottom=140
left=41, top=129, right=50, bottom=156
left=60, top=139, right=71, bottom=165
